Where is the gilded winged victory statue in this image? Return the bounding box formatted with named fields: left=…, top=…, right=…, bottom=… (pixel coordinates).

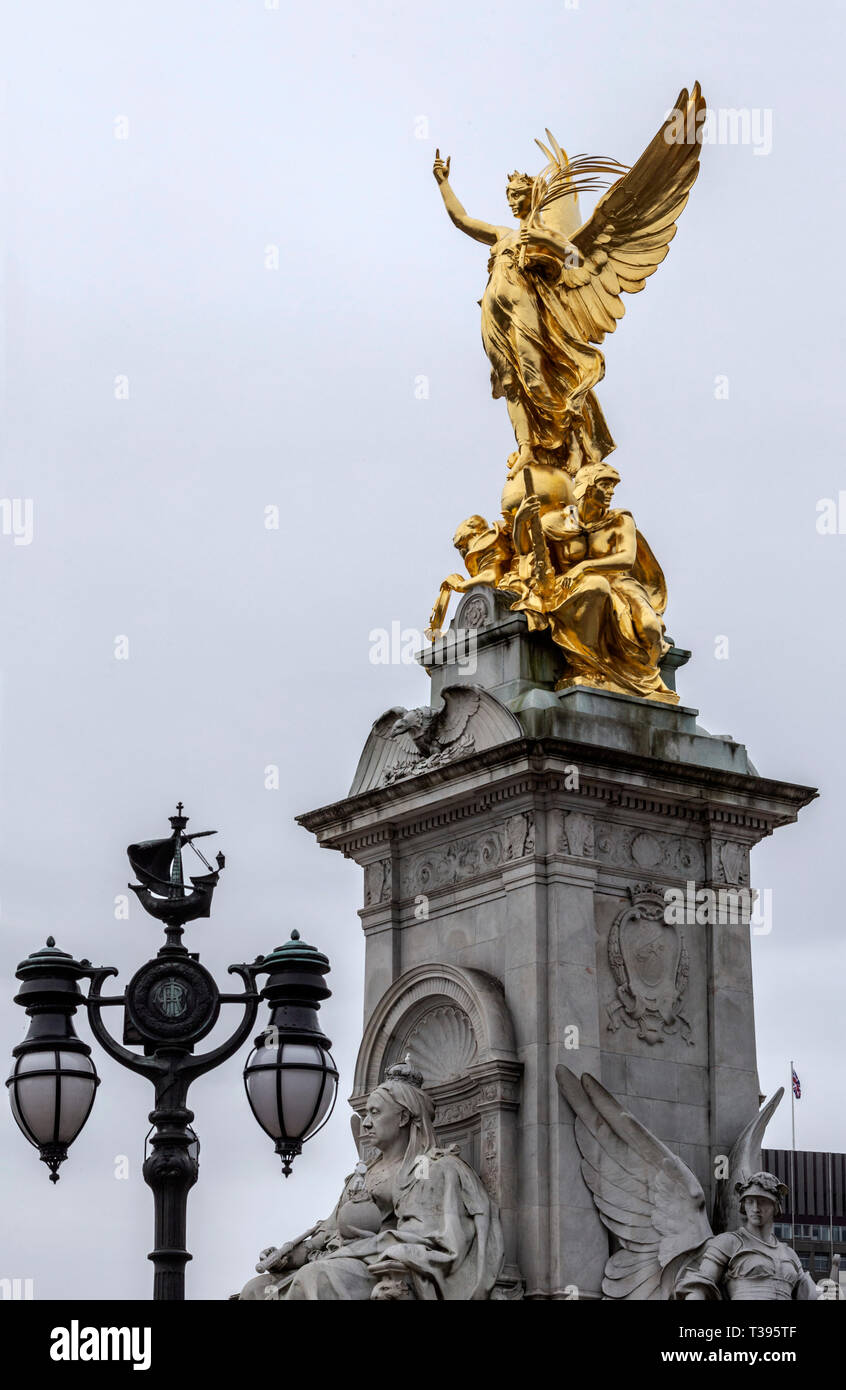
left=428, top=86, right=706, bottom=705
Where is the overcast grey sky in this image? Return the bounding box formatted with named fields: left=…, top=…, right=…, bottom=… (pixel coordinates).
left=1, top=0, right=844, bottom=1299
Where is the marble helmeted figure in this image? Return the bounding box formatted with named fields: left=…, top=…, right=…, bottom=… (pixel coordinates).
left=556, top=1067, right=820, bottom=1301
left=236, top=1062, right=504, bottom=1300
left=675, top=1172, right=813, bottom=1301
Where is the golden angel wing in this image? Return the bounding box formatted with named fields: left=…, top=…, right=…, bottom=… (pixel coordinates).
left=561, top=83, right=706, bottom=344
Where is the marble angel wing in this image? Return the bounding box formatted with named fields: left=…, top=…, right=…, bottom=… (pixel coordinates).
left=558, top=83, right=706, bottom=344
left=714, top=1087, right=784, bottom=1234
left=556, top=1066, right=713, bottom=1299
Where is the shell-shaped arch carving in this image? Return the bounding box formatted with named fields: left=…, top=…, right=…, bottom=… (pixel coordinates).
left=353, top=964, right=517, bottom=1096
left=405, top=1006, right=478, bottom=1083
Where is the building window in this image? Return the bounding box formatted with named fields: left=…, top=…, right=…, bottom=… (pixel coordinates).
left=814, top=1254, right=828, bottom=1273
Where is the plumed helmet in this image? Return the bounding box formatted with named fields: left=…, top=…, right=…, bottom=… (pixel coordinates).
left=735, top=1171, right=789, bottom=1215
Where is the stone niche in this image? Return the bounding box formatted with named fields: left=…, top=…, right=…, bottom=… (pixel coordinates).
left=298, top=592, right=816, bottom=1299
left=350, top=963, right=523, bottom=1293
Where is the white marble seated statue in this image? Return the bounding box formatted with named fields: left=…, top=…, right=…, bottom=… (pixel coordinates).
left=236, top=1061, right=504, bottom=1301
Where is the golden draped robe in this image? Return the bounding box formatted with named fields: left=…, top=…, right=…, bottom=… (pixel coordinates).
left=481, top=231, right=615, bottom=461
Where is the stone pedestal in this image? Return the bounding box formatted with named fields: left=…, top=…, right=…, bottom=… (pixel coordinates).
left=297, top=590, right=815, bottom=1299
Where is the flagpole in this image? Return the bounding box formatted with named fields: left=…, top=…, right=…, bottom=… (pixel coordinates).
left=828, top=1152, right=835, bottom=1285
left=790, top=1059, right=796, bottom=1250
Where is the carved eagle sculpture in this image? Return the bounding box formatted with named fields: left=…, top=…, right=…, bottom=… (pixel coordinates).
left=347, top=685, right=524, bottom=795
left=556, top=1066, right=785, bottom=1300
left=380, top=687, right=482, bottom=783
left=389, top=688, right=482, bottom=757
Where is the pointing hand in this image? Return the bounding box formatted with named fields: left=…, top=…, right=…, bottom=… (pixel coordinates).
left=433, top=149, right=451, bottom=184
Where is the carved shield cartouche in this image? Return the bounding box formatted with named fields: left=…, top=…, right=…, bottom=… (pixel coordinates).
left=606, top=885, right=693, bottom=1045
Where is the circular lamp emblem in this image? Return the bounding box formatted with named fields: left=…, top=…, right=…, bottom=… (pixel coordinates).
left=125, top=959, right=220, bottom=1044
left=152, top=978, right=190, bottom=1019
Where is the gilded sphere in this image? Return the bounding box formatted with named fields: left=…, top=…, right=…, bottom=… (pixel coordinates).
left=501, top=464, right=575, bottom=519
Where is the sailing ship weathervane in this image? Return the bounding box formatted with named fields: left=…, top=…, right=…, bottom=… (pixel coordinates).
left=128, top=802, right=225, bottom=937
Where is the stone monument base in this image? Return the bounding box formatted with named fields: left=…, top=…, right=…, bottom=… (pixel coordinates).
left=298, top=589, right=815, bottom=1298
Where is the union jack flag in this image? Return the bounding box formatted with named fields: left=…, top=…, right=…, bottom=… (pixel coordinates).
left=792, top=1068, right=801, bottom=1100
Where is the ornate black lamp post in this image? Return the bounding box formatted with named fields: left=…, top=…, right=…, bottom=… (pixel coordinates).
left=6, top=804, right=338, bottom=1301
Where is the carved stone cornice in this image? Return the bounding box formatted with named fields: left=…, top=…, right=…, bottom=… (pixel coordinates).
left=297, top=737, right=816, bottom=863
left=433, top=1060, right=523, bottom=1117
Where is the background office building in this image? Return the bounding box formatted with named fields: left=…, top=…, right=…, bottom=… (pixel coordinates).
left=764, top=1148, right=845, bottom=1295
